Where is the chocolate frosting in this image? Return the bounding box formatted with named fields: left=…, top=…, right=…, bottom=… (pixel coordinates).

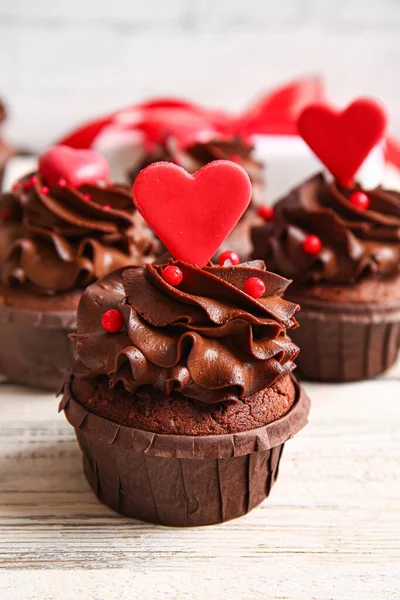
left=128, top=136, right=264, bottom=206
left=252, top=173, right=400, bottom=284
left=72, top=260, right=299, bottom=405
left=0, top=174, right=159, bottom=294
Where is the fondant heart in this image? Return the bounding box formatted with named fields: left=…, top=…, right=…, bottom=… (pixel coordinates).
left=132, top=161, right=252, bottom=267
left=297, top=98, right=387, bottom=186
left=39, top=145, right=110, bottom=188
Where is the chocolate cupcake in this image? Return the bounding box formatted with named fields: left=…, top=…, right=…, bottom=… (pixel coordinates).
left=60, top=260, right=309, bottom=526
left=0, top=145, right=158, bottom=389
left=60, top=160, right=310, bottom=526
left=128, top=136, right=265, bottom=259
left=252, top=171, right=400, bottom=381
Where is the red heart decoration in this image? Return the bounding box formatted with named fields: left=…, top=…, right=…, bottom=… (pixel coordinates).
left=297, top=98, right=387, bottom=186
left=38, top=145, right=110, bottom=188
left=132, top=161, right=252, bottom=267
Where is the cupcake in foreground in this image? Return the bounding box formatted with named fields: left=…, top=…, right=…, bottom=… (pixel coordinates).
left=252, top=98, right=400, bottom=381
left=0, top=145, right=158, bottom=389
left=59, top=160, right=310, bottom=527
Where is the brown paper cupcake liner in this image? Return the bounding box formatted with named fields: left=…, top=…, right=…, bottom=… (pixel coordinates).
left=288, top=296, right=400, bottom=382
left=0, top=302, right=76, bottom=390
left=59, top=377, right=310, bottom=527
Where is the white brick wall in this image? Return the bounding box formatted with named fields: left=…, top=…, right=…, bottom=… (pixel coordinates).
left=1, top=0, right=400, bottom=148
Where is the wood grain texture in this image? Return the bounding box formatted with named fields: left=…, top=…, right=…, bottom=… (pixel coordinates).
left=0, top=359, right=399, bottom=599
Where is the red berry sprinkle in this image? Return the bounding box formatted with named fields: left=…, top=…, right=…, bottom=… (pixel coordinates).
left=349, top=191, right=370, bottom=211
left=162, top=265, right=183, bottom=286
left=218, top=250, right=240, bottom=266
left=1, top=210, right=10, bottom=221
left=83, top=193, right=91, bottom=201
left=58, top=178, right=67, bottom=188
left=12, top=182, right=20, bottom=192
left=23, top=180, right=32, bottom=190
left=257, top=205, right=274, bottom=221
left=244, top=277, right=266, bottom=299
left=103, top=204, right=111, bottom=211
left=101, top=309, right=124, bottom=333
left=302, top=234, right=322, bottom=255
left=41, top=186, right=49, bottom=195
left=30, top=175, right=38, bottom=186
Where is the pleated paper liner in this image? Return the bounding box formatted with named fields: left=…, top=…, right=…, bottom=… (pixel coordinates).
left=0, top=302, right=76, bottom=390
left=60, top=376, right=310, bottom=527
left=288, top=296, right=400, bottom=382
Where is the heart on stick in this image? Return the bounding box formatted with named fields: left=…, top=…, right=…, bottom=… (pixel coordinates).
left=132, top=161, right=252, bottom=267
left=297, top=98, right=387, bottom=187
left=39, top=145, right=110, bottom=188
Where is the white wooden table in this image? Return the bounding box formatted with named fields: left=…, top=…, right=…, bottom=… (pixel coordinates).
left=0, top=358, right=399, bottom=600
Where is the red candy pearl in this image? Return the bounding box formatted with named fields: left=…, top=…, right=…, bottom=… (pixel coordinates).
left=12, top=182, right=20, bottom=191
left=244, top=277, right=266, bottom=299
left=58, top=178, right=67, bottom=188
left=1, top=210, right=10, bottom=221
left=103, top=204, right=111, bottom=211
left=302, top=234, right=322, bottom=255
left=101, top=309, right=124, bottom=333
left=84, top=193, right=91, bottom=201
left=162, top=265, right=183, bottom=286
left=349, top=191, right=370, bottom=211
left=41, top=186, right=49, bottom=195
left=257, top=205, right=274, bottom=221
left=218, top=250, right=240, bottom=266
left=23, top=180, right=32, bottom=190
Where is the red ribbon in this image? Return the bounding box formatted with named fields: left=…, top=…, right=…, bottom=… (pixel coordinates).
left=58, top=77, right=324, bottom=149
left=57, top=77, right=400, bottom=170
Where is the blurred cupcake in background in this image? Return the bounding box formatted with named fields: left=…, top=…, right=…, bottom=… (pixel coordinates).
left=252, top=98, right=400, bottom=382
left=0, top=145, right=159, bottom=390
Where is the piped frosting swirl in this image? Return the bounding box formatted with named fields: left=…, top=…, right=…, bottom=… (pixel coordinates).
left=252, top=172, right=400, bottom=284
left=0, top=174, right=158, bottom=293
left=72, top=260, right=299, bottom=405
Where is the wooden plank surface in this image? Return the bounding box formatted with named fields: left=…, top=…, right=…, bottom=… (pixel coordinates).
left=0, top=360, right=399, bottom=599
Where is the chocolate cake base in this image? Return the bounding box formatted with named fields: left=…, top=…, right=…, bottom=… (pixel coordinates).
left=71, top=373, right=298, bottom=436
left=0, top=287, right=80, bottom=390
left=288, top=295, right=400, bottom=382
left=59, top=376, right=310, bottom=527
